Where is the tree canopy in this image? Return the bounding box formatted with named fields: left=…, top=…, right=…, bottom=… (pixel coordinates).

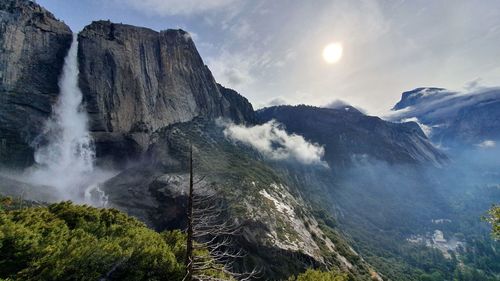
left=288, top=269, right=348, bottom=281
left=0, top=200, right=186, bottom=281
left=485, top=205, right=500, bottom=239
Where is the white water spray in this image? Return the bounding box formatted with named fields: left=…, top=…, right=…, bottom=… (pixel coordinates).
left=28, top=35, right=109, bottom=205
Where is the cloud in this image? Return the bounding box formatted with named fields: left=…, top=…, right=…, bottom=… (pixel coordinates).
left=206, top=48, right=273, bottom=90
left=477, top=140, right=496, bottom=149
left=389, top=87, right=500, bottom=124
left=265, top=97, right=289, bottom=107
left=401, top=117, right=433, bottom=137
left=121, top=0, right=240, bottom=16
left=324, top=99, right=350, bottom=109
left=220, top=120, right=327, bottom=166
left=207, top=51, right=255, bottom=87
left=465, top=77, right=482, bottom=90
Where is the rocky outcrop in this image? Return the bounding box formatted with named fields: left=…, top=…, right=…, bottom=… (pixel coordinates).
left=392, top=87, right=448, bottom=111
left=77, top=21, right=253, bottom=162
left=100, top=119, right=371, bottom=279
left=217, top=83, right=256, bottom=124
left=0, top=0, right=72, bottom=167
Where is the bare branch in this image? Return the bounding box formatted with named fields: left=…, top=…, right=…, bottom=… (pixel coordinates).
left=183, top=147, right=258, bottom=281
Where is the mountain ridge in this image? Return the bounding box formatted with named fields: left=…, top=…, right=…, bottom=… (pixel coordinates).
left=2, top=1, right=499, bottom=280
left=390, top=87, right=500, bottom=147
left=257, top=104, right=447, bottom=168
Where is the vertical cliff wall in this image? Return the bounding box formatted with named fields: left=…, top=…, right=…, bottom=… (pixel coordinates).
left=0, top=7, right=255, bottom=167
left=77, top=21, right=254, bottom=161
left=0, top=0, right=72, bottom=167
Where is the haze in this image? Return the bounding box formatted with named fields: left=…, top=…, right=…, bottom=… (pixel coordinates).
left=37, top=0, right=500, bottom=115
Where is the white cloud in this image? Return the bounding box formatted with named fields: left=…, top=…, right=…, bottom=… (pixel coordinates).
left=228, top=21, right=254, bottom=39
left=390, top=87, right=500, bottom=124
left=401, top=117, right=433, bottom=137
left=220, top=120, right=327, bottom=166
left=264, top=97, right=290, bottom=107
left=207, top=48, right=273, bottom=90
left=121, top=0, right=240, bottom=16
left=477, top=140, right=496, bottom=149
left=208, top=52, right=254, bottom=86
left=324, top=99, right=350, bottom=109
left=465, top=77, right=482, bottom=90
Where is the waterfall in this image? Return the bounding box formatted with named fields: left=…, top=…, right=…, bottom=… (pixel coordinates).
left=28, top=34, right=108, bottom=206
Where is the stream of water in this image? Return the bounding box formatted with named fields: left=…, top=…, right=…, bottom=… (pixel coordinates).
left=28, top=34, right=108, bottom=206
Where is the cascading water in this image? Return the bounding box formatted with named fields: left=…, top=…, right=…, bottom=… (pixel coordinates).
left=28, top=34, right=109, bottom=206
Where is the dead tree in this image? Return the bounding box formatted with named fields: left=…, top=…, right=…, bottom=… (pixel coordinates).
left=183, top=146, right=259, bottom=281
left=185, top=146, right=194, bottom=281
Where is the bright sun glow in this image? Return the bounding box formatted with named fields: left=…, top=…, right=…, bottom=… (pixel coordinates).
left=322, top=42, right=343, bottom=64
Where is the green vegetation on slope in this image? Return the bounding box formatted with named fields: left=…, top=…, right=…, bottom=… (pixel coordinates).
left=485, top=205, right=500, bottom=239
left=0, top=198, right=186, bottom=281
left=154, top=120, right=374, bottom=280
left=0, top=196, right=364, bottom=281
left=287, top=269, right=348, bottom=281
left=338, top=184, right=500, bottom=281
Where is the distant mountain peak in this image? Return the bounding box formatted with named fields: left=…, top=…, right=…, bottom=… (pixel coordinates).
left=257, top=104, right=447, bottom=167
left=323, top=100, right=365, bottom=114
left=259, top=104, right=364, bottom=117
left=393, top=87, right=449, bottom=110
left=390, top=87, right=500, bottom=147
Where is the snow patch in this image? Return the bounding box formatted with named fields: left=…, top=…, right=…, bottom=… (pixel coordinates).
left=259, top=189, right=294, bottom=217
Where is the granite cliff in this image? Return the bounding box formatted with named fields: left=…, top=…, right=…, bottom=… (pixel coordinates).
left=0, top=1, right=468, bottom=280
left=0, top=0, right=72, bottom=167
left=78, top=21, right=254, bottom=162
left=0, top=4, right=255, bottom=168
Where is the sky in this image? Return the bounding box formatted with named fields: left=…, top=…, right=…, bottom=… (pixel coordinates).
left=37, top=0, right=500, bottom=115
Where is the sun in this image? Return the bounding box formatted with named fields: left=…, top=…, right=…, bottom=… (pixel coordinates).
left=322, top=42, right=343, bottom=64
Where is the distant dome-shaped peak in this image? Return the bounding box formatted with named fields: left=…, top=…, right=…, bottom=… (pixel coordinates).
left=393, top=87, right=449, bottom=111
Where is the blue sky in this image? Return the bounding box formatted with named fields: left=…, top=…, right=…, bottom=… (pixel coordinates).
left=37, top=0, right=500, bottom=115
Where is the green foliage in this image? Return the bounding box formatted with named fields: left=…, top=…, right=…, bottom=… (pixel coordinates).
left=288, top=269, right=348, bottom=281
left=0, top=196, right=43, bottom=211
left=0, top=201, right=186, bottom=281
left=324, top=182, right=500, bottom=281
left=484, top=205, right=500, bottom=239
left=418, top=271, right=443, bottom=281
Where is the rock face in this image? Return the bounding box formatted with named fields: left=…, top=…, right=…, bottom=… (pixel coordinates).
left=257, top=105, right=447, bottom=168
left=390, top=87, right=500, bottom=147
left=217, top=83, right=256, bottom=124
left=77, top=21, right=253, bottom=162
left=392, top=87, right=448, bottom=111
left=100, top=119, right=371, bottom=279
left=0, top=0, right=72, bottom=167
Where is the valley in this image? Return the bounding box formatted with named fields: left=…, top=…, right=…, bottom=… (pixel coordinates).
left=0, top=1, right=499, bottom=281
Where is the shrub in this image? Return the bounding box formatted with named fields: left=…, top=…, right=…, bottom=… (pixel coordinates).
left=288, top=269, right=348, bottom=281
left=0, top=201, right=185, bottom=281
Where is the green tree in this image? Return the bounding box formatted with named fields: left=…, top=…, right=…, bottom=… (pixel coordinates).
left=288, top=269, right=348, bottom=281
left=484, top=205, right=500, bottom=239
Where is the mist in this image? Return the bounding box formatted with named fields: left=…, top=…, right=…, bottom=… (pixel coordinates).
left=13, top=35, right=114, bottom=206
left=220, top=119, right=327, bottom=166
left=325, top=144, right=500, bottom=242
left=388, top=87, right=500, bottom=124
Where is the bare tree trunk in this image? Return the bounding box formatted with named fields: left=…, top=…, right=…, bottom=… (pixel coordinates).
left=183, top=145, right=258, bottom=281
left=185, top=145, right=194, bottom=281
